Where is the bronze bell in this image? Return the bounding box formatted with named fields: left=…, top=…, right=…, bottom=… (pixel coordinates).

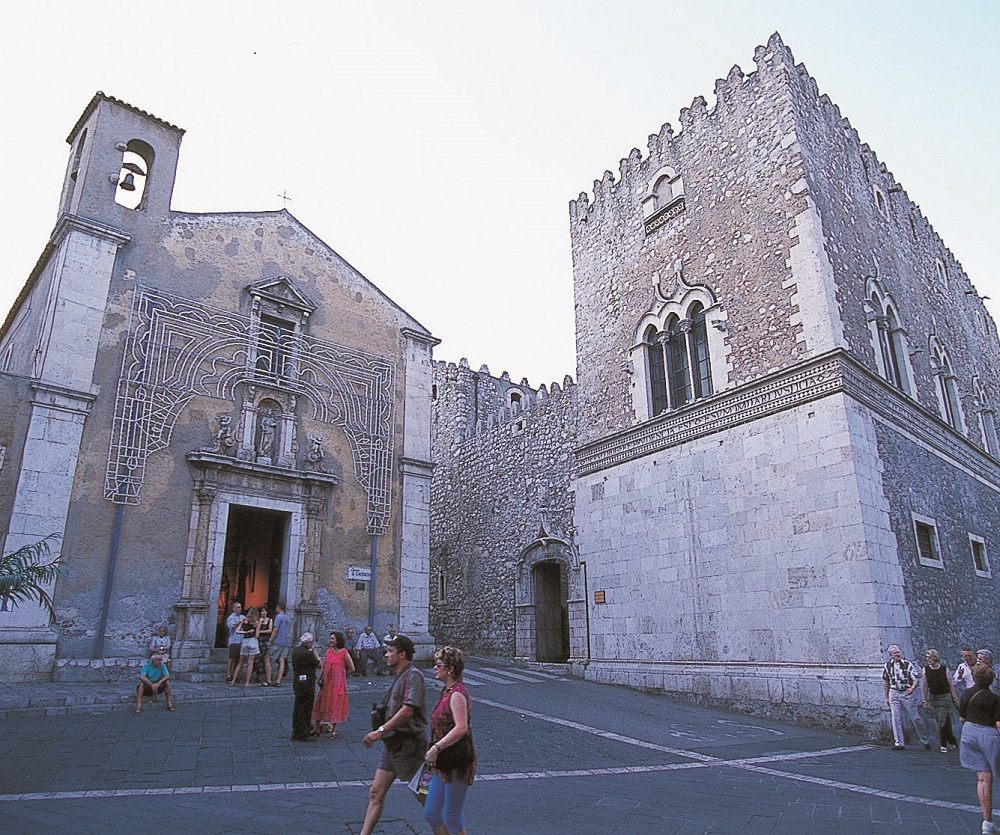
left=118, top=172, right=136, bottom=191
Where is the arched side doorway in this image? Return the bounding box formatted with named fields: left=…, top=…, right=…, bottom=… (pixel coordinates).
left=514, top=537, right=587, bottom=668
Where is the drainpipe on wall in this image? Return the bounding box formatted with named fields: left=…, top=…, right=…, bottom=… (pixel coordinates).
left=367, top=533, right=377, bottom=627
left=95, top=501, right=125, bottom=658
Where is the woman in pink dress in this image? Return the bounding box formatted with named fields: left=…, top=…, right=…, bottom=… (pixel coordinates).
left=311, top=630, right=354, bottom=738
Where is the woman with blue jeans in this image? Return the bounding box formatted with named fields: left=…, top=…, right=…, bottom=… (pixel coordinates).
left=424, top=646, right=475, bottom=835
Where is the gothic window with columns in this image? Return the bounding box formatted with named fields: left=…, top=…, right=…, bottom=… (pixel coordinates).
left=643, top=302, right=714, bottom=416
left=630, top=270, right=727, bottom=423
left=930, top=338, right=963, bottom=431
left=974, top=377, right=999, bottom=457
left=865, top=281, right=913, bottom=395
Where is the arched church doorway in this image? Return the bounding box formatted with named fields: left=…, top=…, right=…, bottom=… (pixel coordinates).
left=214, top=505, right=288, bottom=647
left=515, top=535, right=587, bottom=668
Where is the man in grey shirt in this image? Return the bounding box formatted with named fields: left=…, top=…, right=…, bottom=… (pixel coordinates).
left=268, top=601, right=293, bottom=686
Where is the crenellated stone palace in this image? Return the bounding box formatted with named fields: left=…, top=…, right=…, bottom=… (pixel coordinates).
left=429, top=33, right=1000, bottom=733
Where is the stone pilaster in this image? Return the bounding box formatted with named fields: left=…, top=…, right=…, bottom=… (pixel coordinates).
left=172, top=481, right=217, bottom=660
left=399, top=328, right=439, bottom=660
left=0, top=383, right=95, bottom=678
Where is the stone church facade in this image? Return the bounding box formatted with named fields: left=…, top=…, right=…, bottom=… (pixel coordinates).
left=0, top=94, right=437, bottom=680
left=430, top=34, right=1000, bottom=731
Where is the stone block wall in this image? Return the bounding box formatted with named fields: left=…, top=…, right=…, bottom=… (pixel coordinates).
left=429, top=359, right=576, bottom=655
left=574, top=390, right=913, bottom=733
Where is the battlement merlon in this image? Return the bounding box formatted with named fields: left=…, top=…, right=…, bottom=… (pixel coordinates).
left=432, top=358, right=575, bottom=400
left=569, top=32, right=800, bottom=223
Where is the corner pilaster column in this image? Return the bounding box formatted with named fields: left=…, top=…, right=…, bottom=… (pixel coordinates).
left=172, top=479, right=217, bottom=659
left=399, top=327, right=440, bottom=661
left=0, top=383, right=96, bottom=679
left=399, top=457, right=435, bottom=659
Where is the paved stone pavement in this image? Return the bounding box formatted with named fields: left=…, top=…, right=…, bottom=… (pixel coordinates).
left=0, top=657, right=991, bottom=833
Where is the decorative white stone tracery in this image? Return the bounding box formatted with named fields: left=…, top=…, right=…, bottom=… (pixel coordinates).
left=105, top=287, right=396, bottom=533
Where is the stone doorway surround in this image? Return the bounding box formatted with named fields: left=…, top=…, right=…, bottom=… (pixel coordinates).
left=171, top=452, right=337, bottom=673
left=514, top=535, right=588, bottom=674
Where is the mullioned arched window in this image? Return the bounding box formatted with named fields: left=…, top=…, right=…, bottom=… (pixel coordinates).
left=929, top=336, right=963, bottom=432
left=638, top=301, right=718, bottom=417
left=973, top=377, right=998, bottom=457
left=865, top=278, right=914, bottom=395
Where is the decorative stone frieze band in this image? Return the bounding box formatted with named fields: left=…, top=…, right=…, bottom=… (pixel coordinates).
left=576, top=349, right=1000, bottom=485
left=643, top=196, right=686, bottom=236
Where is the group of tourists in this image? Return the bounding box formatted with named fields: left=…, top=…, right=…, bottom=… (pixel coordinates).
left=224, top=600, right=294, bottom=686
left=883, top=645, right=1000, bottom=833
left=291, top=631, right=476, bottom=835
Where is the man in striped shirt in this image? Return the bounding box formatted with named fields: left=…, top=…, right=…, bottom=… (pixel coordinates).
left=882, top=644, right=930, bottom=750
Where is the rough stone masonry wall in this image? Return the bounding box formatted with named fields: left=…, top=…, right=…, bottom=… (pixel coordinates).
left=429, top=359, right=576, bottom=655
left=784, top=45, right=1000, bottom=447
left=873, top=415, right=1000, bottom=660
left=569, top=34, right=829, bottom=448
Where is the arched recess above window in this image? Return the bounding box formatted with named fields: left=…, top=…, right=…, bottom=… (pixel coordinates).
left=864, top=277, right=914, bottom=396
left=641, top=166, right=686, bottom=236
left=873, top=186, right=887, bottom=218
left=934, top=258, right=949, bottom=291
left=114, top=138, right=155, bottom=211
left=973, top=376, right=999, bottom=458
left=630, top=277, right=728, bottom=422
left=929, top=336, right=964, bottom=432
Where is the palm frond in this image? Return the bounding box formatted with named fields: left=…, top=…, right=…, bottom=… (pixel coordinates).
left=0, top=535, right=63, bottom=619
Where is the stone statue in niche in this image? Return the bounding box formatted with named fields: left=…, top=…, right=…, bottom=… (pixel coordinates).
left=202, top=414, right=237, bottom=455
left=306, top=435, right=326, bottom=471
left=257, top=413, right=278, bottom=463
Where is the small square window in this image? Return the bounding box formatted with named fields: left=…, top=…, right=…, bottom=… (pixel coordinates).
left=912, top=514, right=943, bottom=568
left=970, top=535, right=991, bottom=579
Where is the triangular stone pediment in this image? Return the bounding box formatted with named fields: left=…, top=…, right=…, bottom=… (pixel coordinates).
left=247, top=275, right=316, bottom=314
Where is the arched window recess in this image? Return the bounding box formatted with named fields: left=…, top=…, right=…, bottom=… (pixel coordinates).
left=864, top=276, right=913, bottom=395
left=973, top=377, right=999, bottom=458
left=641, top=166, right=686, bottom=236
left=929, top=335, right=964, bottom=432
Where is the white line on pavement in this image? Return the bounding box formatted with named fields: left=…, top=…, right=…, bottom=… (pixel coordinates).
left=0, top=696, right=982, bottom=819
left=0, top=750, right=982, bottom=817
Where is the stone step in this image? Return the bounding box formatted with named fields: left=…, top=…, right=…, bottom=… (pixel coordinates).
left=178, top=672, right=228, bottom=683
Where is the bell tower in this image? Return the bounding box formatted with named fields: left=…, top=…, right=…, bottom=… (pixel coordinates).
left=57, top=92, right=184, bottom=225
left=0, top=94, right=184, bottom=678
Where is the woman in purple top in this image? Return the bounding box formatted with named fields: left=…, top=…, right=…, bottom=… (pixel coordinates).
left=423, top=646, right=476, bottom=835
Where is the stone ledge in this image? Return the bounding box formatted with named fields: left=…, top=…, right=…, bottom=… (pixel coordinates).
left=585, top=658, right=889, bottom=738
left=576, top=349, right=1000, bottom=485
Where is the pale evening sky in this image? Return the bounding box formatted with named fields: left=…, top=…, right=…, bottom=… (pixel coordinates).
left=1, top=1, right=997, bottom=387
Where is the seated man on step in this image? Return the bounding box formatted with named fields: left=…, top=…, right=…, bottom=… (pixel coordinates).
left=136, top=651, right=175, bottom=713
